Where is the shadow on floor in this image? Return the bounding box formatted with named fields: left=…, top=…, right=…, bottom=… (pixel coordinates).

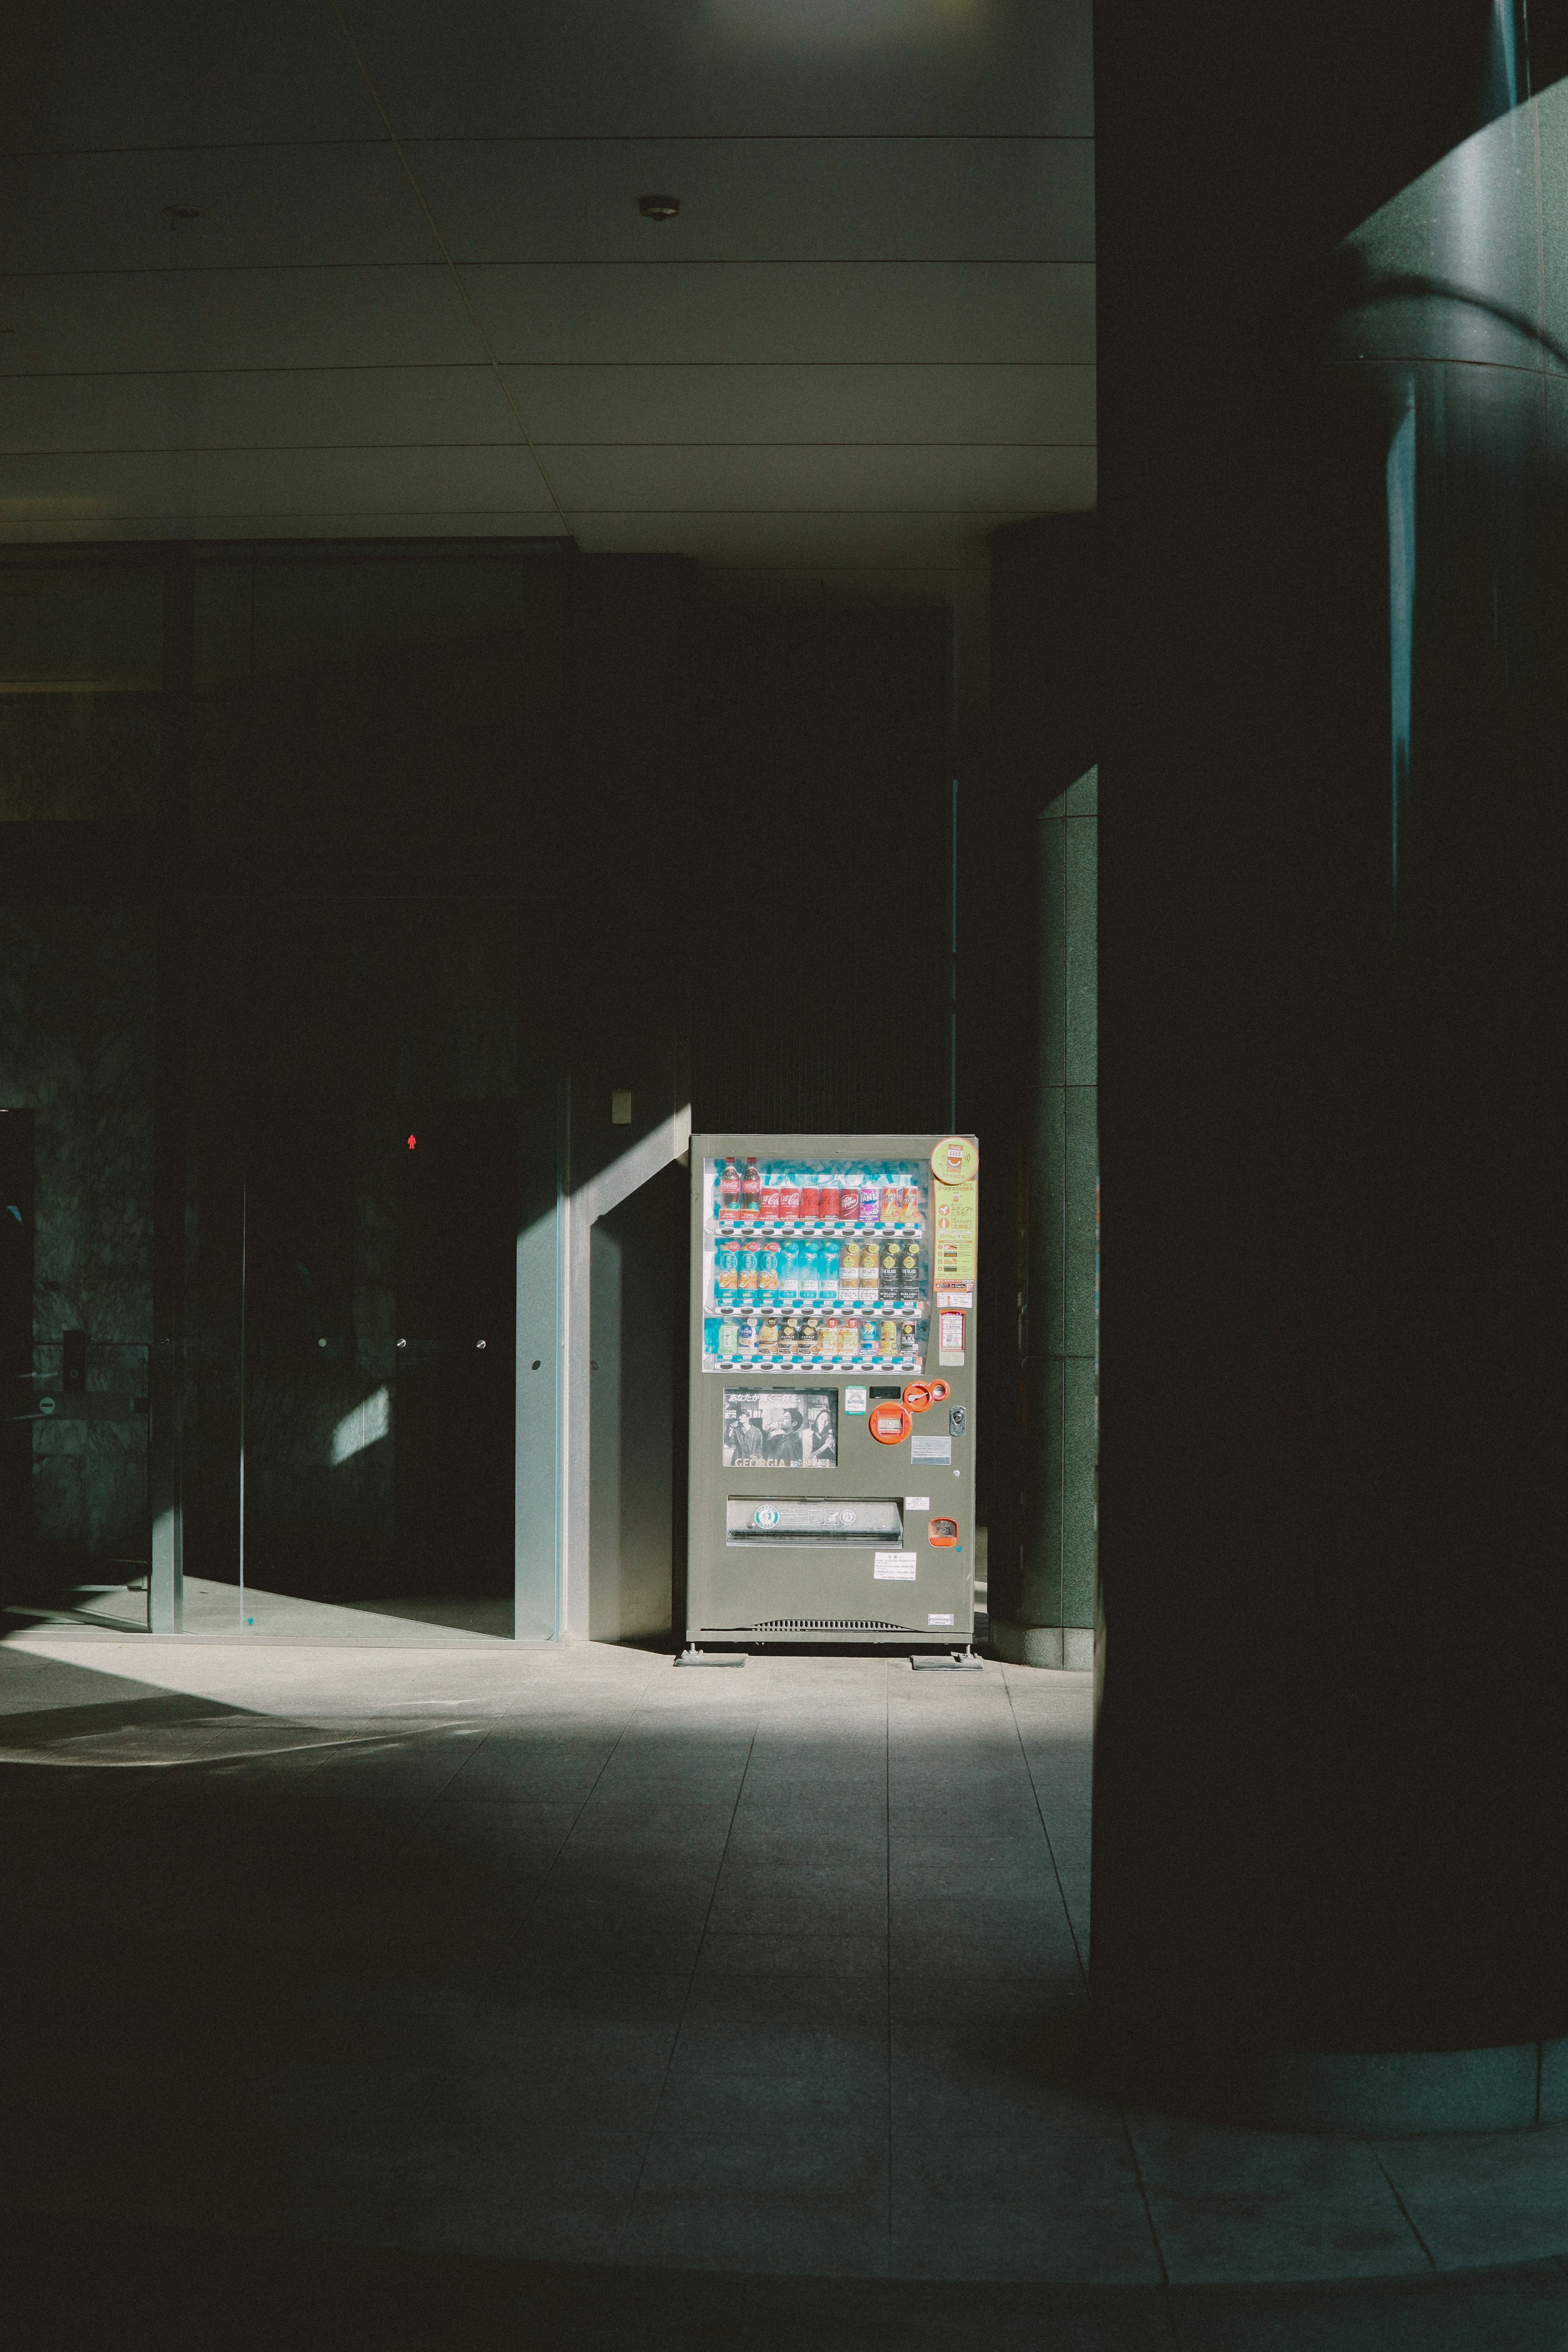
left=1, top=2209, right=1564, bottom=2352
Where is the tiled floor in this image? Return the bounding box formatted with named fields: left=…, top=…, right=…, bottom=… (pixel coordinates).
left=0, top=1627, right=1564, bottom=2334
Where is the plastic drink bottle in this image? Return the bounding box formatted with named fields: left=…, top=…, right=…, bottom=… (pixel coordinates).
left=758, top=1244, right=778, bottom=1302
left=741, top=1157, right=761, bottom=1218
left=838, top=1240, right=857, bottom=1297
left=737, top=1246, right=759, bottom=1310
left=900, top=1242, right=920, bottom=1303
left=719, top=1320, right=739, bottom=1358
left=718, top=1156, right=740, bottom=1216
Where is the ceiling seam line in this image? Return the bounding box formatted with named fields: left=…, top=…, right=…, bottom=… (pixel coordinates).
left=0, top=134, right=1097, bottom=162
left=3, top=362, right=1098, bottom=377
left=2, top=443, right=1097, bottom=457
left=8, top=259, right=1096, bottom=276
left=325, top=0, right=572, bottom=535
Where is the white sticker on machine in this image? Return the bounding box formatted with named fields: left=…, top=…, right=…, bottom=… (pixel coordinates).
left=873, top=1551, right=917, bottom=1580
left=910, top=1434, right=951, bottom=1465
left=927, top=1613, right=955, bottom=1627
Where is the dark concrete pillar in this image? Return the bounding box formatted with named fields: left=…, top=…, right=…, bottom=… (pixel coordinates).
left=1094, top=0, right=1568, bottom=2126
left=975, top=519, right=1099, bottom=1641
left=994, top=767, right=1098, bottom=1670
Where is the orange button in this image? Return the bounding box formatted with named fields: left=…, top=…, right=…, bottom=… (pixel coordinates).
left=929, top=1517, right=959, bottom=1548
left=902, top=1381, right=932, bottom=1414
left=927, top=1379, right=951, bottom=1403
left=868, top=1402, right=911, bottom=1445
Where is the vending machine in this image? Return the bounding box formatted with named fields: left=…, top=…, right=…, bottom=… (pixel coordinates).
left=683, top=1132, right=980, bottom=1659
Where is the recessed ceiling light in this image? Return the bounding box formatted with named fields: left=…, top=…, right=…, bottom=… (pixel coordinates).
left=638, top=194, right=680, bottom=222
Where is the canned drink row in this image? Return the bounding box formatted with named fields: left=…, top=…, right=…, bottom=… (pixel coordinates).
left=713, top=1313, right=918, bottom=1358
left=713, top=1238, right=921, bottom=1310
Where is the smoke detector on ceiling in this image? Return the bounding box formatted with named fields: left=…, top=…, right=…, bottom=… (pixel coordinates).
left=637, top=194, right=680, bottom=222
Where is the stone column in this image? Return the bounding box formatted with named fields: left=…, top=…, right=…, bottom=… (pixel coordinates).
left=993, top=767, right=1097, bottom=1670
left=1093, top=0, right=1568, bottom=2127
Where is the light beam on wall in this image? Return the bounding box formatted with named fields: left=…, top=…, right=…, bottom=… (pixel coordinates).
left=331, top=1387, right=390, bottom=1466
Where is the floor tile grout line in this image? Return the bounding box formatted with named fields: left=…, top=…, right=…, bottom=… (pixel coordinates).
left=300, top=1682, right=663, bottom=2165
left=448, top=1675, right=663, bottom=2013
left=609, top=1678, right=764, bottom=2265
left=1367, top=2139, right=1439, bottom=2270
left=999, top=1665, right=1089, bottom=1989
left=1116, top=2104, right=1177, bottom=2309
left=391, top=1672, right=669, bottom=2164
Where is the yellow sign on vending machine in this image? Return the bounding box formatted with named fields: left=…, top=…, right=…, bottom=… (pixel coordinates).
left=933, top=1178, right=977, bottom=1285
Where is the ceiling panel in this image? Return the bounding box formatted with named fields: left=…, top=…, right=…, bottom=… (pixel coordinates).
left=4, top=2, right=375, bottom=153
left=0, top=368, right=519, bottom=457
left=541, top=442, right=1093, bottom=510
left=351, top=0, right=1091, bottom=141
left=0, top=363, right=1094, bottom=456
left=0, top=0, right=1094, bottom=673
left=412, top=136, right=1091, bottom=265
left=0, top=133, right=1088, bottom=277
left=0, top=267, right=477, bottom=375
left=0, top=145, right=435, bottom=275
left=508, top=362, right=1096, bottom=445
left=0, top=445, right=560, bottom=530
left=468, top=261, right=1094, bottom=365
left=566, top=510, right=1058, bottom=563
left=16, top=510, right=567, bottom=544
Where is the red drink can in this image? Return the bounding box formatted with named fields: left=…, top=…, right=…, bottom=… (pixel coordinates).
left=799, top=1185, right=820, bottom=1221
left=761, top=1177, right=781, bottom=1216
left=780, top=1177, right=801, bottom=1217
left=838, top=1183, right=859, bottom=1219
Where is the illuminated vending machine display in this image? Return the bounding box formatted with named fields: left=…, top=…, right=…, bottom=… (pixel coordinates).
left=683, top=1134, right=980, bottom=1657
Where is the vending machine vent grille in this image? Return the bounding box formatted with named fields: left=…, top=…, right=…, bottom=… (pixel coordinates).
left=749, top=1618, right=905, bottom=1634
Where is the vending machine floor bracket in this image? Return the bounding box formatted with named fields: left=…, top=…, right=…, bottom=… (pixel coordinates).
left=911, top=1650, right=984, bottom=1672
left=674, top=1648, right=747, bottom=1668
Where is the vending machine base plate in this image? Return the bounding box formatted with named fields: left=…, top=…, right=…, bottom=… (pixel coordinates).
left=911, top=1650, right=984, bottom=1672
left=674, top=1647, right=747, bottom=1668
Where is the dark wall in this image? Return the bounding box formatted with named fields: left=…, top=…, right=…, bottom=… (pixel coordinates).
left=184, top=898, right=526, bottom=1603
left=690, top=601, right=953, bottom=1136
left=1, top=545, right=959, bottom=1624
left=0, top=904, right=154, bottom=1572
